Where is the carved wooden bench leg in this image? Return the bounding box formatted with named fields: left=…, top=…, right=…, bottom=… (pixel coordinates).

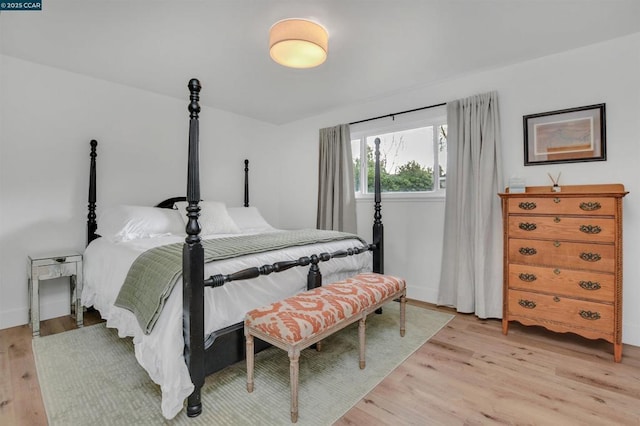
left=400, top=291, right=406, bottom=337
left=358, top=316, right=366, bottom=369
left=289, top=349, right=300, bottom=423
left=246, top=334, right=254, bottom=393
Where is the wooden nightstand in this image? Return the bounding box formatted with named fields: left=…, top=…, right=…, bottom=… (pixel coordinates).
left=28, top=252, right=83, bottom=337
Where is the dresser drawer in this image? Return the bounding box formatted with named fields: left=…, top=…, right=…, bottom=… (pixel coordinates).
left=508, top=290, right=614, bottom=336
left=508, top=238, right=615, bottom=273
left=508, top=215, right=615, bottom=243
left=508, top=264, right=615, bottom=302
left=508, top=197, right=616, bottom=216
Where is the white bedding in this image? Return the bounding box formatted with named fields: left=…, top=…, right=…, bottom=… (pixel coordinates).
left=82, top=229, right=371, bottom=419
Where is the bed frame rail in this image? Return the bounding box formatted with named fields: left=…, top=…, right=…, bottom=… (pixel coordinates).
left=205, top=244, right=375, bottom=290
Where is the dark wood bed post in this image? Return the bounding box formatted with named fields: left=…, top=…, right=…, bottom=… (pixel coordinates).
left=372, top=137, right=384, bottom=274
left=307, top=254, right=322, bottom=290
left=244, top=159, right=249, bottom=207
left=87, top=139, right=98, bottom=246
left=183, top=78, right=205, bottom=418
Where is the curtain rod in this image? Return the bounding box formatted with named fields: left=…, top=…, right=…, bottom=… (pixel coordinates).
left=349, top=101, right=447, bottom=126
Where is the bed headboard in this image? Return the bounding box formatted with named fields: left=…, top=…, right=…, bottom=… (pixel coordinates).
left=154, top=160, right=250, bottom=210
left=85, top=138, right=250, bottom=244
left=155, top=196, right=187, bottom=209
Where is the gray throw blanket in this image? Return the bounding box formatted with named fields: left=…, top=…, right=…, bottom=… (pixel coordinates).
left=114, top=229, right=366, bottom=334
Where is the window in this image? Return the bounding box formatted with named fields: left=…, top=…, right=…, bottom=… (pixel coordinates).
left=351, top=108, right=447, bottom=197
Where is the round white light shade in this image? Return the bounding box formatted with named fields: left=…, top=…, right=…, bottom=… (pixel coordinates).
left=269, top=19, right=328, bottom=68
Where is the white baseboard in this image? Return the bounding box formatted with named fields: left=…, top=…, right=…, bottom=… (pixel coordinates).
left=623, top=322, right=640, bottom=347
left=406, top=284, right=438, bottom=305
left=0, top=307, right=27, bottom=330
left=0, top=300, right=70, bottom=330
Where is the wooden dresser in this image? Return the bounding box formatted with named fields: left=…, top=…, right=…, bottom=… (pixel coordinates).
left=499, top=184, right=627, bottom=361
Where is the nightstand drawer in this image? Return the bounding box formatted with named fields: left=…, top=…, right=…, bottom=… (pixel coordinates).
left=34, top=262, right=78, bottom=280
left=30, top=253, right=82, bottom=267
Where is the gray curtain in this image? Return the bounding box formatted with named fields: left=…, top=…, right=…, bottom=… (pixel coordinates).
left=437, top=91, right=503, bottom=318
left=317, top=124, right=357, bottom=233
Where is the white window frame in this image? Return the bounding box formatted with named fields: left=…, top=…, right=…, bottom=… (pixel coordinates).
left=351, top=106, right=447, bottom=201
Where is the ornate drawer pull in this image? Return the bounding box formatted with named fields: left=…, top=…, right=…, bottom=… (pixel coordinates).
left=553, top=296, right=560, bottom=302
left=553, top=268, right=561, bottom=275
left=518, top=202, right=537, bottom=210
left=518, top=273, right=537, bottom=282
left=553, top=197, right=561, bottom=203
left=579, top=310, right=601, bottom=320
left=519, top=222, right=537, bottom=231
left=579, top=281, right=601, bottom=290
left=554, top=217, right=561, bottom=223
left=519, top=247, right=537, bottom=256
left=518, top=299, right=536, bottom=309
left=580, top=201, right=601, bottom=211
left=554, top=241, right=561, bottom=247
left=580, top=225, right=602, bottom=234
left=580, top=252, right=601, bottom=262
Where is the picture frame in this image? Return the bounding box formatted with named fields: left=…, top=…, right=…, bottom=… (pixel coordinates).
left=523, top=103, right=606, bottom=166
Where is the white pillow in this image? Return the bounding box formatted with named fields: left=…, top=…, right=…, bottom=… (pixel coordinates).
left=227, top=207, right=274, bottom=232
left=174, top=201, right=241, bottom=235
left=97, top=205, right=184, bottom=242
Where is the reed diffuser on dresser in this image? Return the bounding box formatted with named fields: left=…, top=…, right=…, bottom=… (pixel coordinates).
left=548, top=172, right=561, bottom=192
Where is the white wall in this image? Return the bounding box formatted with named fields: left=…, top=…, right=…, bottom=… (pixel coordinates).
left=274, top=33, right=640, bottom=346
left=2, top=33, right=639, bottom=349
left=0, top=55, right=277, bottom=328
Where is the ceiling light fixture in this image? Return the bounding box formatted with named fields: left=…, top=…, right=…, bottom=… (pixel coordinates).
left=269, top=18, right=328, bottom=69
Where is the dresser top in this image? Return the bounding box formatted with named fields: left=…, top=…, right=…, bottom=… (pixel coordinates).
left=500, top=183, right=627, bottom=198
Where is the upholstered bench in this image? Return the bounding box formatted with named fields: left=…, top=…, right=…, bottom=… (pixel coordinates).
left=244, top=272, right=406, bottom=423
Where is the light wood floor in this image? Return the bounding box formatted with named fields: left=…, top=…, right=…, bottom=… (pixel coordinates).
left=1, top=303, right=639, bottom=425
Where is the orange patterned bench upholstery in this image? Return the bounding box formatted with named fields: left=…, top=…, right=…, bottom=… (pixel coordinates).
left=244, top=272, right=406, bottom=423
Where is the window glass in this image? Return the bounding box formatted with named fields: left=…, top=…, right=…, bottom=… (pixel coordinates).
left=351, top=113, right=447, bottom=197
left=365, top=127, right=434, bottom=192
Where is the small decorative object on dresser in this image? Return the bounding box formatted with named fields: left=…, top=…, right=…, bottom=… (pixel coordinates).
left=28, top=252, right=83, bottom=337
left=548, top=172, right=561, bottom=192
left=499, top=184, right=628, bottom=361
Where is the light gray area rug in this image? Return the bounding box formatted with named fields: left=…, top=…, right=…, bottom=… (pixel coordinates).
left=33, top=303, right=453, bottom=425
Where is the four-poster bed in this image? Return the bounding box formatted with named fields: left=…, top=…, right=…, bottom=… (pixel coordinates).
left=83, top=78, right=386, bottom=418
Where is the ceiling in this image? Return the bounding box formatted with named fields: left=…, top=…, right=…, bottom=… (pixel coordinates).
left=2, top=1, right=639, bottom=125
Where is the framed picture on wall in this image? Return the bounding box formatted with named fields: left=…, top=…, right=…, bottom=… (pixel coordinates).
left=523, top=103, right=606, bottom=166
